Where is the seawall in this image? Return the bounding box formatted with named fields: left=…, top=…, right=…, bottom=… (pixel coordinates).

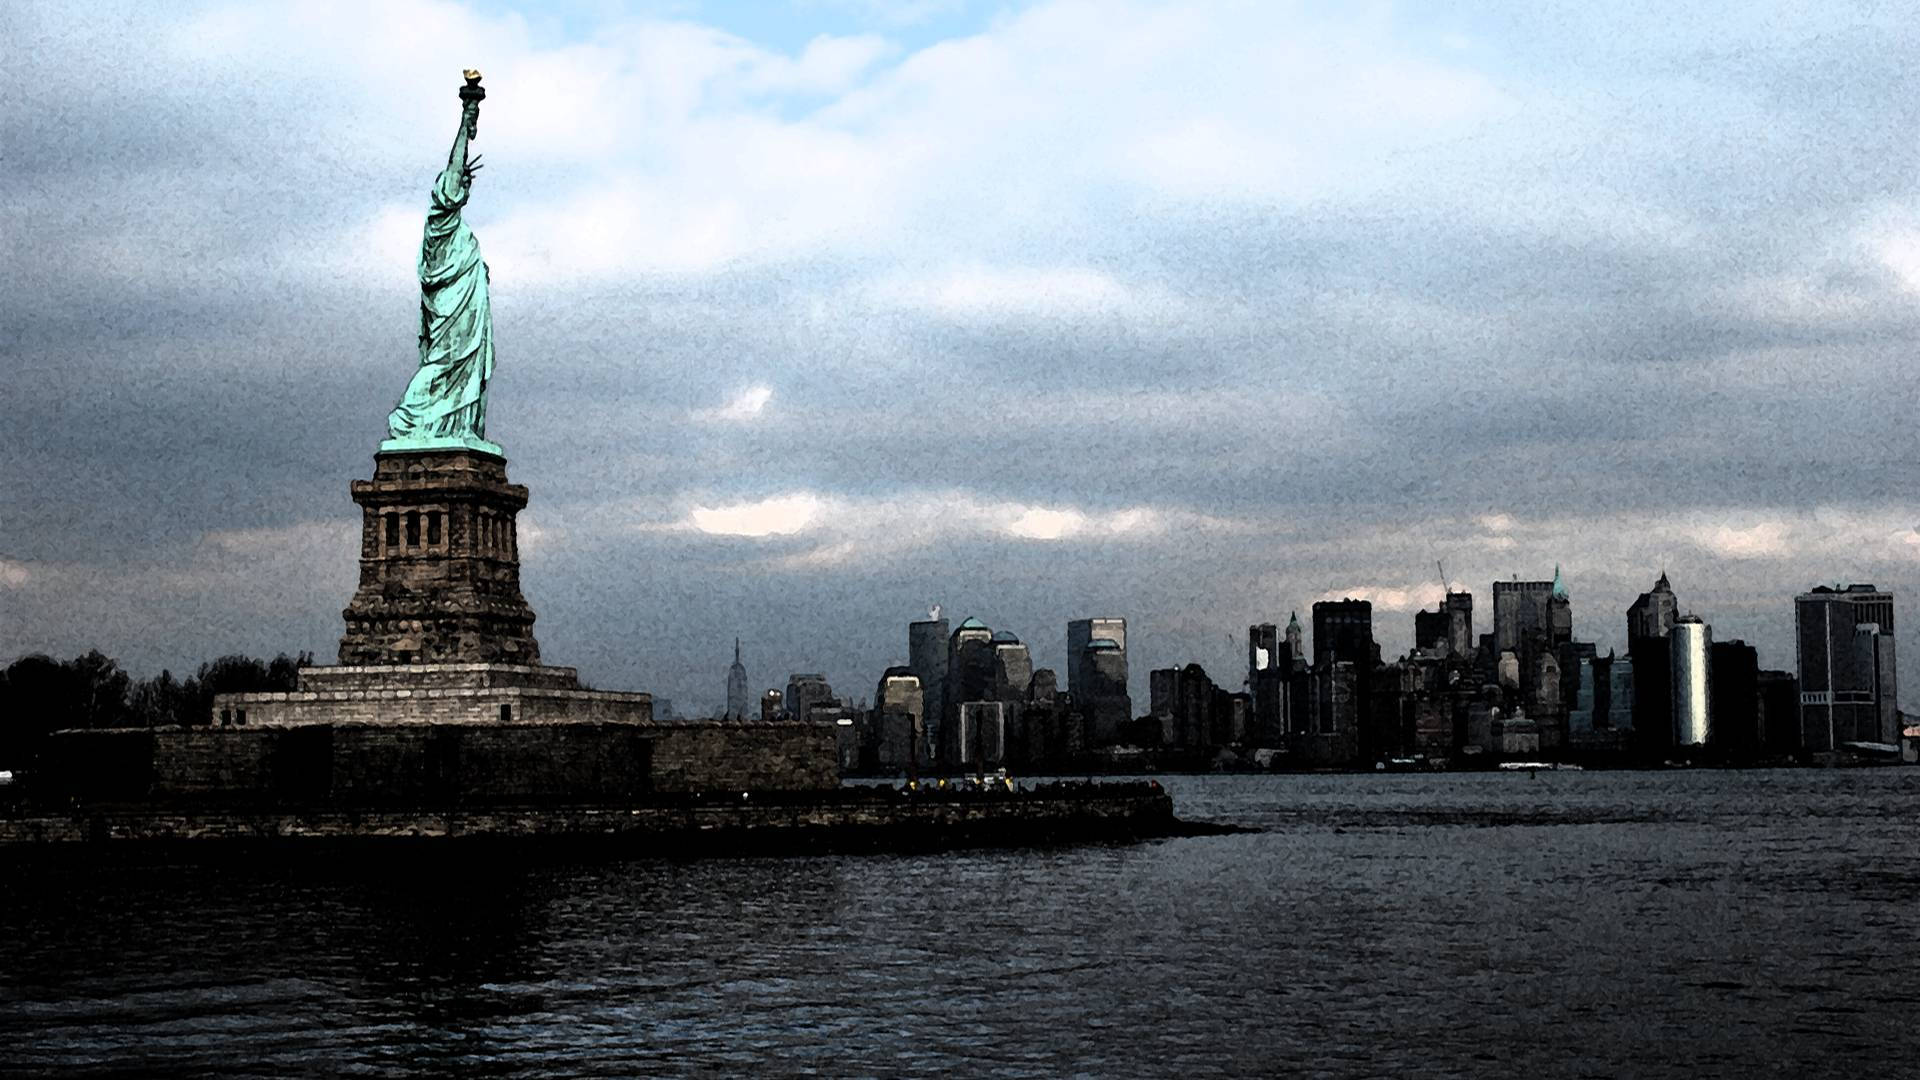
left=0, top=788, right=1179, bottom=854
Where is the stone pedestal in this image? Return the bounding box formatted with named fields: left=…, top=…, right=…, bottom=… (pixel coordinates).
left=337, top=449, right=540, bottom=665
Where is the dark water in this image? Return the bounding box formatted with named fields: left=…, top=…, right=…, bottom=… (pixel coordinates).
left=4, top=770, right=1918, bottom=1078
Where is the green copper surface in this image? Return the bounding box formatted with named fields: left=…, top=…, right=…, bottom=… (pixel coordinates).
left=378, top=433, right=504, bottom=457
left=386, top=76, right=496, bottom=449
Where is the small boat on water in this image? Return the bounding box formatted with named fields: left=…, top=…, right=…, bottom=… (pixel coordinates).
left=1497, top=761, right=1585, bottom=771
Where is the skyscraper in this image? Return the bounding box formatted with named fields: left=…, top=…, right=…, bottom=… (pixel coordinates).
left=784, top=673, right=834, bottom=723
left=1627, top=572, right=1678, bottom=753
left=724, top=638, right=748, bottom=721
left=1312, top=599, right=1377, bottom=764
left=1080, top=637, right=1131, bottom=747
left=1710, top=639, right=1759, bottom=759
left=1493, top=573, right=1566, bottom=655
left=1413, top=592, right=1475, bottom=659
left=873, top=667, right=925, bottom=772
left=1067, top=617, right=1127, bottom=699
left=1796, top=584, right=1899, bottom=750
left=1248, top=623, right=1290, bottom=746
left=1627, top=572, right=1678, bottom=640
left=1311, top=600, right=1377, bottom=667
left=1670, top=616, right=1711, bottom=748
left=908, top=613, right=950, bottom=762
left=946, top=618, right=996, bottom=764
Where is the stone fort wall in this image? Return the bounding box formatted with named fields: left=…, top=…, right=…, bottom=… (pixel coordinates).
left=35, top=720, right=838, bottom=804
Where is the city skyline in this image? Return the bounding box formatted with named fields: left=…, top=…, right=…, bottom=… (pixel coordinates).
left=5, top=1, right=1920, bottom=716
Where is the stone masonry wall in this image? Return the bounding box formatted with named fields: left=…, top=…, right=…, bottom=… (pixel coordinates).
left=34, top=719, right=837, bottom=805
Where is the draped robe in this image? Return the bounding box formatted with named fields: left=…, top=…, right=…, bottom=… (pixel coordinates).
left=386, top=154, right=493, bottom=442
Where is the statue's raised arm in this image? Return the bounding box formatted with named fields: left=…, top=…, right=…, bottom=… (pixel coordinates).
left=383, top=71, right=501, bottom=456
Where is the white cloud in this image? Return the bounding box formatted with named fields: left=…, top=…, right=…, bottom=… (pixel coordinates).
left=865, top=263, right=1191, bottom=325
left=1688, top=520, right=1793, bottom=560
left=1315, top=584, right=1447, bottom=613
left=651, top=488, right=1241, bottom=563
left=688, top=494, right=824, bottom=537
left=693, top=385, right=775, bottom=422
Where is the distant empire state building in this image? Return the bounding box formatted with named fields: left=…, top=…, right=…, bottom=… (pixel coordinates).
left=726, top=639, right=749, bottom=721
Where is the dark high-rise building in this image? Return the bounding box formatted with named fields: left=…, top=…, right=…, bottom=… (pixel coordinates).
left=784, top=674, right=834, bottom=723
left=991, top=630, right=1033, bottom=762
left=1080, top=637, right=1131, bottom=747
left=1067, top=617, right=1127, bottom=699
left=1627, top=572, right=1678, bottom=641
left=1796, top=585, right=1898, bottom=750
left=908, top=613, right=950, bottom=764
left=873, top=667, right=925, bottom=773
left=1492, top=569, right=1567, bottom=646
left=1248, top=623, right=1291, bottom=746
left=1300, top=660, right=1359, bottom=767
left=1150, top=663, right=1242, bottom=751
left=1068, top=618, right=1130, bottom=747
left=760, top=688, right=783, bottom=723
left=1493, top=576, right=1554, bottom=655
left=1312, top=599, right=1378, bottom=762
left=1414, top=607, right=1448, bottom=655
left=1249, top=623, right=1281, bottom=678
left=945, top=617, right=996, bottom=763
left=1756, top=669, right=1798, bottom=756
left=1710, top=639, right=1760, bottom=760
left=1444, top=592, right=1475, bottom=658
left=725, top=638, right=748, bottom=721
left=1627, top=573, right=1678, bottom=754
left=1312, top=599, right=1377, bottom=667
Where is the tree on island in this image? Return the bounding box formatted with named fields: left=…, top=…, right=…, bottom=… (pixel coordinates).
left=0, top=650, right=312, bottom=769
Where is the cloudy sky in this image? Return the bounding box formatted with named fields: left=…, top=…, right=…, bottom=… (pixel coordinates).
left=5, top=0, right=1920, bottom=714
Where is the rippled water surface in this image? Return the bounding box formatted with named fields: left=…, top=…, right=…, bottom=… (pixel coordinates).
left=5, top=770, right=1919, bottom=1077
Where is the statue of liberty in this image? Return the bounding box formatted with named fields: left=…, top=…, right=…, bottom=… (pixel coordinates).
left=383, top=71, right=501, bottom=455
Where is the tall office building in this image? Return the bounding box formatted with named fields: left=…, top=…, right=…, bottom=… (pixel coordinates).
left=1284, top=612, right=1304, bottom=664
left=991, top=631, right=1033, bottom=701
left=759, top=688, right=783, bottom=723
left=1249, top=623, right=1290, bottom=746
left=1796, top=584, right=1898, bottom=750
left=1710, top=639, right=1759, bottom=759
left=873, top=667, right=925, bottom=772
left=1081, top=637, right=1132, bottom=747
left=946, top=618, right=996, bottom=764
left=992, top=630, right=1033, bottom=760
left=1249, top=623, right=1281, bottom=678
left=909, top=613, right=950, bottom=761
left=1312, top=599, right=1378, bottom=763
left=1627, top=572, right=1678, bottom=640
left=1311, top=599, right=1378, bottom=667
left=724, top=638, right=748, bottom=721
left=1627, top=572, right=1679, bottom=752
left=1415, top=592, right=1476, bottom=659
left=1670, top=616, right=1712, bottom=748
left=1445, top=592, right=1475, bottom=658
left=1067, top=617, right=1127, bottom=698
left=1493, top=572, right=1568, bottom=655
left=784, top=673, right=834, bottom=724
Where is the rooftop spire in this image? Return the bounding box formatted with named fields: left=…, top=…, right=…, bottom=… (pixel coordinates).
left=1551, top=563, right=1568, bottom=600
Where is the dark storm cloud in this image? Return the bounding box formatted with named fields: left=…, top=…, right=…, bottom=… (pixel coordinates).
left=5, top=0, right=1920, bottom=712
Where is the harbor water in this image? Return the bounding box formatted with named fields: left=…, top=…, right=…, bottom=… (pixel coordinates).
left=3, top=769, right=1916, bottom=1077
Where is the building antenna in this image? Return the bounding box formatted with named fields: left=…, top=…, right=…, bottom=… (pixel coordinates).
left=1436, top=559, right=1449, bottom=595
